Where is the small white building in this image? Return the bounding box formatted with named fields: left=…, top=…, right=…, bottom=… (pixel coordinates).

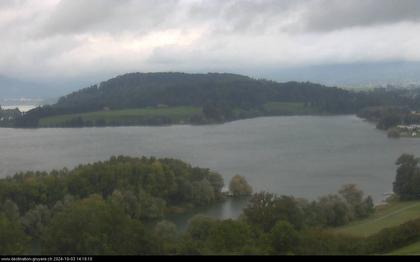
left=397, top=125, right=420, bottom=131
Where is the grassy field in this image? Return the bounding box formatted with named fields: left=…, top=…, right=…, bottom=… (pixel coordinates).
left=39, top=106, right=203, bottom=127
left=388, top=241, right=420, bottom=255
left=333, top=200, right=420, bottom=237
left=262, top=102, right=319, bottom=115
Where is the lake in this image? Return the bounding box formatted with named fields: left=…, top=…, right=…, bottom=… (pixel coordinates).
left=1, top=115, right=420, bottom=226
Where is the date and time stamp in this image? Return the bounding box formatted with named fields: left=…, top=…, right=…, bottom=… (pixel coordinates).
left=1, top=257, right=93, bottom=262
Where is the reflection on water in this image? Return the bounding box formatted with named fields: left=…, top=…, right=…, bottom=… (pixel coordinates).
left=166, top=197, right=250, bottom=231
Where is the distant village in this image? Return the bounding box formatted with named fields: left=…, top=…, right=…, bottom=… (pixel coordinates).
left=396, top=124, right=420, bottom=137
left=391, top=110, right=420, bottom=138
left=0, top=106, right=22, bottom=122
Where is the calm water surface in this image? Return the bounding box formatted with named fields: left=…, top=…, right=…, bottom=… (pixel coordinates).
left=1, top=115, right=420, bottom=226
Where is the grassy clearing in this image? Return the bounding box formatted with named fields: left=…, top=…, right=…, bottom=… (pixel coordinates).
left=262, top=102, right=318, bottom=115
left=38, top=106, right=203, bottom=127
left=333, top=200, right=420, bottom=237
left=388, top=241, right=420, bottom=255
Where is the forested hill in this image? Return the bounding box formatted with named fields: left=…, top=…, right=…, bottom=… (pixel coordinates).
left=13, top=72, right=412, bottom=127
left=54, top=72, right=355, bottom=111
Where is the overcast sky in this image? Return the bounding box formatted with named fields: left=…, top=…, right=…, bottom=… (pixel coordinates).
left=1, top=0, right=420, bottom=83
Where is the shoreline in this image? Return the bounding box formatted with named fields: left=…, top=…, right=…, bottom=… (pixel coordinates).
left=1, top=112, right=357, bottom=129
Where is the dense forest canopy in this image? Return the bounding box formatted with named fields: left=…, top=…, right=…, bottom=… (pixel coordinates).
left=0, top=156, right=226, bottom=216
left=12, top=72, right=419, bottom=127
left=1, top=154, right=419, bottom=255
left=52, top=73, right=350, bottom=111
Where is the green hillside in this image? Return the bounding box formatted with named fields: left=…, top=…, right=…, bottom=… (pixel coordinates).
left=334, top=200, right=420, bottom=237
left=388, top=241, right=420, bottom=255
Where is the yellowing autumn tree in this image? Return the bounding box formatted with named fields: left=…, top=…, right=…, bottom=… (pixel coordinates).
left=229, top=175, right=252, bottom=197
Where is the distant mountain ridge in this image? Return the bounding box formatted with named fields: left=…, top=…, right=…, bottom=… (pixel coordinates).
left=3, top=61, right=420, bottom=99
left=0, top=75, right=42, bottom=99
left=263, top=61, right=420, bottom=88
left=0, top=75, right=102, bottom=100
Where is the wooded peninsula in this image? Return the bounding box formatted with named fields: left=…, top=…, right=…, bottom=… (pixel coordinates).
left=2, top=72, right=420, bottom=130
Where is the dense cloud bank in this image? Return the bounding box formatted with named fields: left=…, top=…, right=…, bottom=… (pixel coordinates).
left=0, top=0, right=419, bottom=86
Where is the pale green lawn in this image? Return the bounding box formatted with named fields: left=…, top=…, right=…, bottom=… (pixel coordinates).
left=39, top=106, right=202, bottom=126
left=388, top=241, right=420, bottom=255
left=262, top=102, right=318, bottom=115
left=333, top=200, right=420, bottom=237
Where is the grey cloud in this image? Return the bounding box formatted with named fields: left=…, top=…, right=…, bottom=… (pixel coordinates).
left=39, top=0, right=180, bottom=36
left=188, top=0, right=420, bottom=33
left=38, top=0, right=302, bottom=37
left=0, top=0, right=27, bottom=8
left=37, top=0, right=420, bottom=38
left=187, top=0, right=302, bottom=33
left=190, top=0, right=420, bottom=33
left=40, top=0, right=126, bottom=36
left=2, top=0, right=420, bottom=84
left=303, top=0, right=420, bottom=32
